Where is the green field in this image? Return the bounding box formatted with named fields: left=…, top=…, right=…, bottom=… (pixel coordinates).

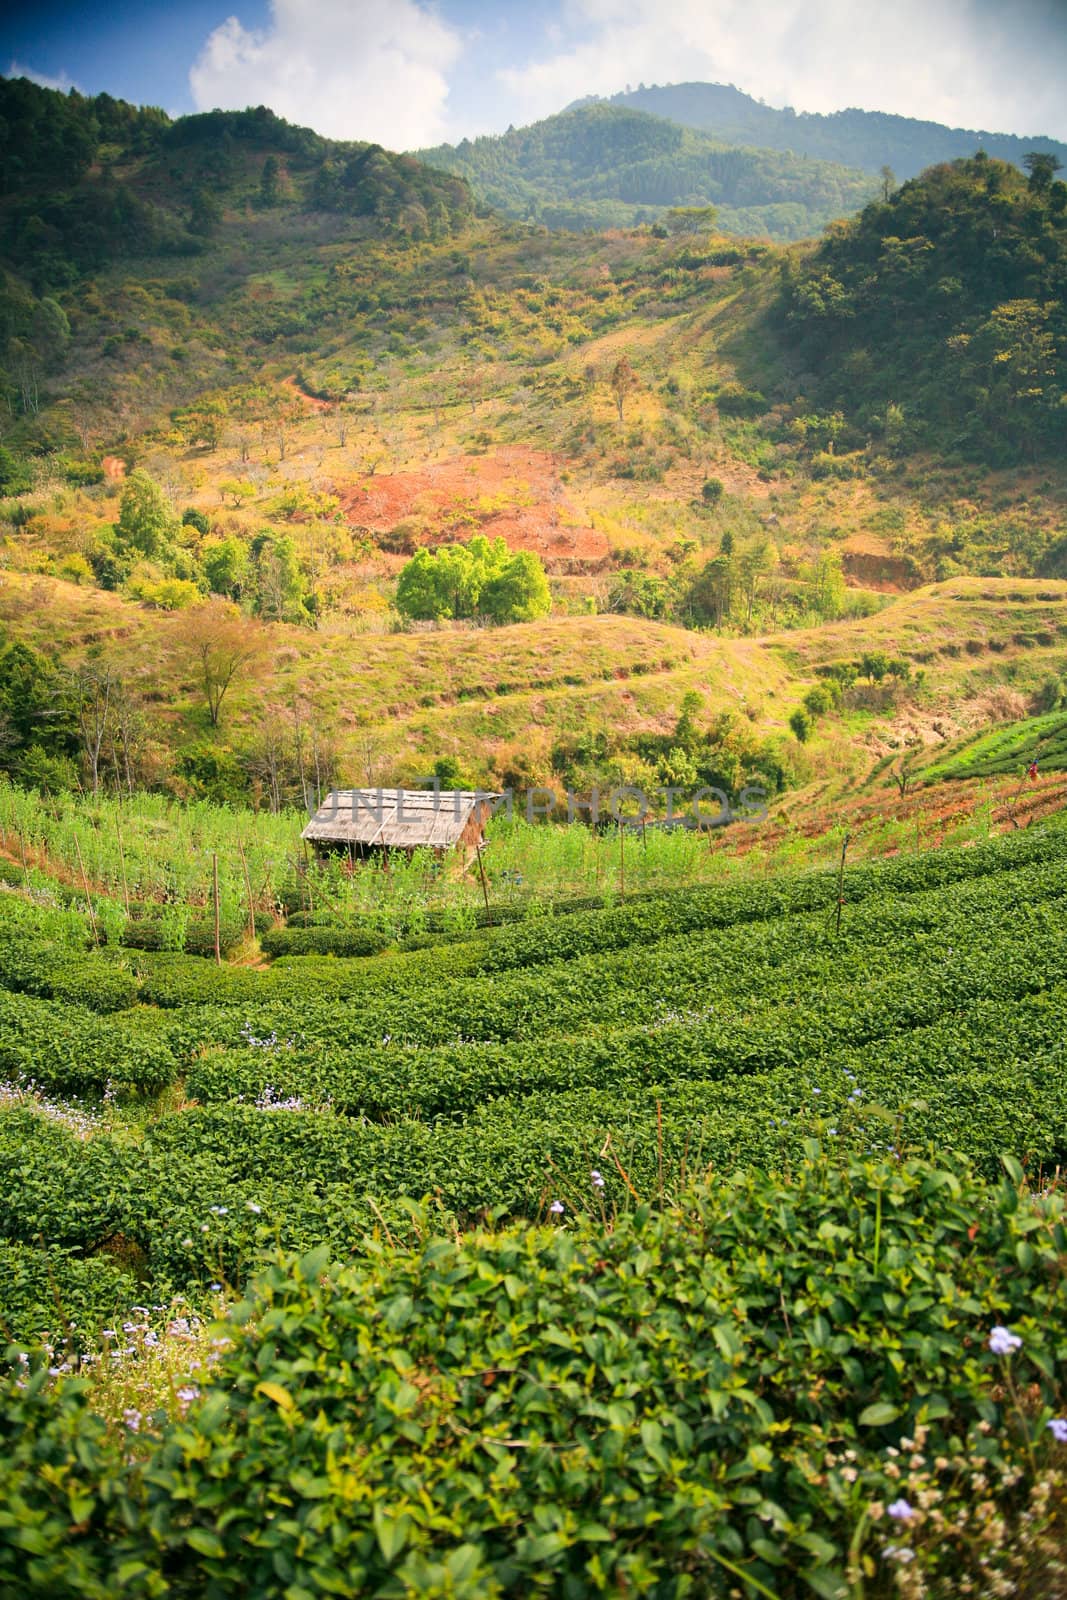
left=3, top=819, right=1067, bottom=1594
left=921, top=710, right=1067, bottom=784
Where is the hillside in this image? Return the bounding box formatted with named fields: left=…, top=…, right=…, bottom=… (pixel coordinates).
left=0, top=76, right=1064, bottom=824
left=580, top=80, right=1067, bottom=181
left=416, top=104, right=877, bottom=239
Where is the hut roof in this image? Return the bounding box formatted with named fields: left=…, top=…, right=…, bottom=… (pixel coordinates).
left=302, top=788, right=496, bottom=851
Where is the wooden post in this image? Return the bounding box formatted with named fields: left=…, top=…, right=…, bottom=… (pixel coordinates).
left=115, top=811, right=130, bottom=917
left=211, top=851, right=221, bottom=966
left=301, top=840, right=315, bottom=912
left=834, top=831, right=850, bottom=938
left=618, top=820, right=625, bottom=901
left=73, top=833, right=99, bottom=945
left=475, top=840, right=492, bottom=924
left=238, top=839, right=256, bottom=940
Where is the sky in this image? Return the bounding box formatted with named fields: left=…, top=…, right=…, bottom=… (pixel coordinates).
left=3, top=0, right=1066, bottom=151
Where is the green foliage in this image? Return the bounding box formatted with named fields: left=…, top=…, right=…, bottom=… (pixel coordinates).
left=418, top=104, right=877, bottom=240
left=396, top=535, right=551, bottom=624
left=601, top=80, right=1067, bottom=181
left=781, top=155, right=1067, bottom=461
left=115, top=471, right=180, bottom=560
left=2, top=1152, right=1067, bottom=1595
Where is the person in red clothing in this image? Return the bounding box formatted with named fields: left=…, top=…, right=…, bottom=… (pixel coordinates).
left=1027, top=758, right=1039, bottom=781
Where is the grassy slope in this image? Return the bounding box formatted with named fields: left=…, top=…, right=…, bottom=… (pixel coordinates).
left=10, top=568, right=1067, bottom=787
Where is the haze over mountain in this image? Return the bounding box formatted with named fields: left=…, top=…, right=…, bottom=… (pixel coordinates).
left=417, top=104, right=876, bottom=239
left=573, top=81, right=1067, bottom=181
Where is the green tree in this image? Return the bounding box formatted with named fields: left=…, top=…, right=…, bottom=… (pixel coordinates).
left=116, top=471, right=180, bottom=559
left=259, top=155, right=280, bottom=207
left=203, top=537, right=251, bottom=602
left=395, top=537, right=550, bottom=625
left=1024, top=152, right=1063, bottom=192
left=480, top=549, right=551, bottom=623
left=253, top=535, right=308, bottom=623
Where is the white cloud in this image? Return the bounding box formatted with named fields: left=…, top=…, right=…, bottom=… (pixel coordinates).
left=189, top=0, right=464, bottom=148
left=8, top=60, right=80, bottom=94
left=499, top=0, right=1067, bottom=140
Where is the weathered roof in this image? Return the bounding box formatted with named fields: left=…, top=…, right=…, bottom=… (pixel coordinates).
left=302, top=789, right=496, bottom=850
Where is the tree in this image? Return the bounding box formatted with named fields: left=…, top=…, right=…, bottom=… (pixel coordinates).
left=202, top=537, right=251, bottom=602
left=178, top=603, right=262, bottom=729
left=879, top=165, right=896, bottom=202
left=608, top=357, right=638, bottom=422
left=259, top=155, right=280, bottom=206
left=116, top=470, right=180, bottom=559
left=253, top=535, right=308, bottom=622
left=808, top=550, right=846, bottom=620
left=395, top=536, right=551, bottom=625
left=480, top=550, right=551, bottom=623
left=737, top=540, right=777, bottom=624
left=663, top=205, right=718, bottom=235
left=73, top=662, right=111, bottom=799
left=0, top=641, right=76, bottom=760
left=1024, top=152, right=1063, bottom=192
left=789, top=708, right=811, bottom=742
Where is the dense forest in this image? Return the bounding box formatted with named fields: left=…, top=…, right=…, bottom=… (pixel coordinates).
left=418, top=105, right=876, bottom=238
left=0, top=78, right=472, bottom=285
left=778, top=153, right=1067, bottom=463
left=588, top=81, right=1067, bottom=181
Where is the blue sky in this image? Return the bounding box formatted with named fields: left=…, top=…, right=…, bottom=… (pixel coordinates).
left=4, top=0, right=1067, bottom=148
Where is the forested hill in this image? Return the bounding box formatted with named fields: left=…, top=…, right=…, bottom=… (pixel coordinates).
left=416, top=104, right=876, bottom=239
left=778, top=154, right=1067, bottom=464
left=578, top=82, right=1067, bottom=182
left=0, top=75, right=473, bottom=288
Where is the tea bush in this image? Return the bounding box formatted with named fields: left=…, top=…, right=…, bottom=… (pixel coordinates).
left=3, top=1154, right=1067, bottom=1598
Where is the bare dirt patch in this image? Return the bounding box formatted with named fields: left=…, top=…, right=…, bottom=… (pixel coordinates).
left=336, top=449, right=611, bottom=573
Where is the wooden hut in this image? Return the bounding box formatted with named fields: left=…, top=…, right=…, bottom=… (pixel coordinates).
left=301, top=788, right=499, bottom=860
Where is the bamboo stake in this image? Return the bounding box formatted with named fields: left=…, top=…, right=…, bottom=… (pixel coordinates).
left=834, top=831, right=851, bottom=939
left=475, top=840, right=492, bottom=925
left=115, top=811, right=130, bottom=917
left=238, top=839, right=256, bottom=940
left=211, top=851, right=221, bottom=966
left=73, top=834, right=99, bottom=945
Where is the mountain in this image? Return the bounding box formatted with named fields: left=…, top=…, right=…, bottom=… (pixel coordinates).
left=416, top=104, right=877, bottom=239
left=575, top=82, right=1067, bottom=182
left=777, top=152, right=1067, bottom=464
left=0, top=76, right=472, bottom=288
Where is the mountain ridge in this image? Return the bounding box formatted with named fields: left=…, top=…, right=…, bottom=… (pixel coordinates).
left=568, top=80, right=1067, bottom=180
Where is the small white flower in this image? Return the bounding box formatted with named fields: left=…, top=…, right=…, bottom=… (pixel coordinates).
left=887, top=1499, right=916, bottom=1522
left=1047, top=1418, right=1067, bottom=1443
left=989, top=1325, right=1023, bottom=1356
left=549, top=1200, right=565, bottom=1216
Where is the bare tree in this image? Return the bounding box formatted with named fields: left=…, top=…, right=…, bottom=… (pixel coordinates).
left=178, top=603, right=262, bottom=729
left=73, top=664, right=112, bottom=799
left=609, top=358, right=638, bottom=422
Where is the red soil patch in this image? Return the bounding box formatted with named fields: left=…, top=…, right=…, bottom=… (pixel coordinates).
left=337, top=449, right=610, bottom=573
left=841, top=534, right=922, bottom=594
left=282, top=376, right=333, bottom=414
left=101, top=456, right=126, bottom=481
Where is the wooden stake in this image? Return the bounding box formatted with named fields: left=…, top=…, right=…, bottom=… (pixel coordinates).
left=211, top=851, right=221, bottom=966
left=238, top=839, right=256, bottom=940
left=834, top=831, right=850, bottom=939
left=619, top=820, right=625, bottom=901
left=475, top=840, right=492, bottom=924
left=73, top=834, right=99, bottom=945
left=115, top=811, right=130, bottom=917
